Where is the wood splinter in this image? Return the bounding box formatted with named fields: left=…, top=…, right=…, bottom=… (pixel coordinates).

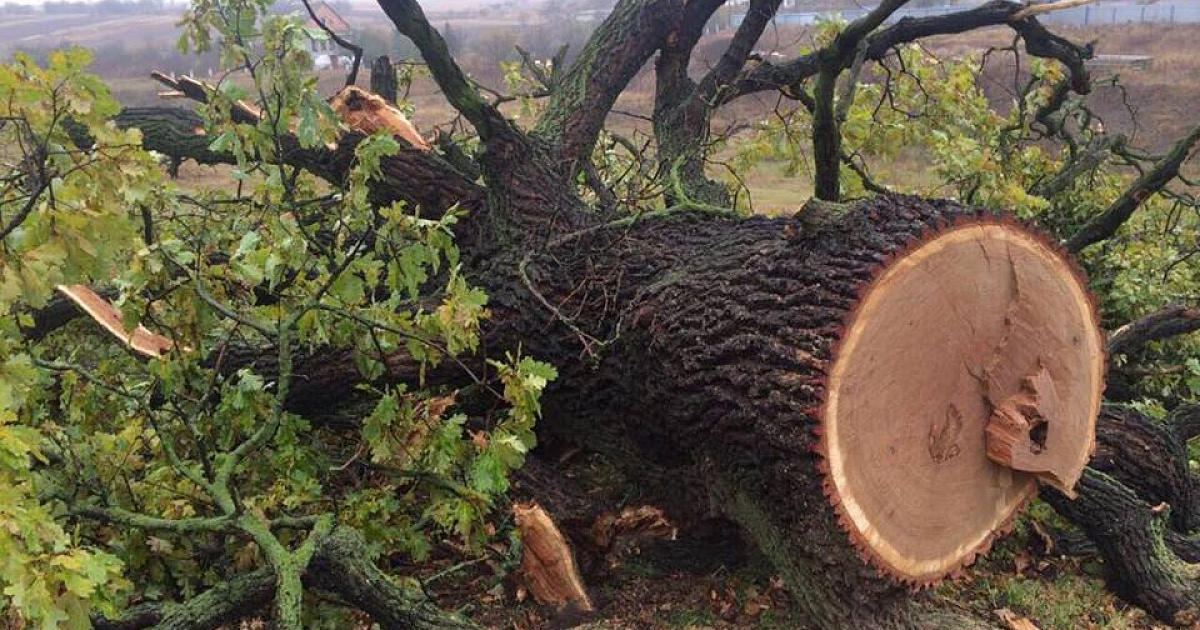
left=985, top=363, right=1089, bottom=497
left=55, top=285, right=175, bottom=359
left=329, top=86, right=430, bottom=151
left=512, top=502, right=593, bottom=612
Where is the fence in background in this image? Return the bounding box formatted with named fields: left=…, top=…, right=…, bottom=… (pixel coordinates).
left=728, top=2, right=1200, bottom=28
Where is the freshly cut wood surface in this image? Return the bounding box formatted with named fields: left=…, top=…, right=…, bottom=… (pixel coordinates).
left=820, top=221, right=1105, bottom=585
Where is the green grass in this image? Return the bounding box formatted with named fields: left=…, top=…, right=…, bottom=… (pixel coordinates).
left=663, top=607, right=717, bottom=628
left=939, top=505, right=1150, bottom=630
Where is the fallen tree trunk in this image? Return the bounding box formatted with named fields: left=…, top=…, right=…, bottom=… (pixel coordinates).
left=448, top=195, right=1105, bottom=629
left=103, top=89, right=1110, bottom=627
left=131, top=193, right=1093, bottom=629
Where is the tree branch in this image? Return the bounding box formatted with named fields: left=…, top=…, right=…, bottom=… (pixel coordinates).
left=309, top=527, right=480, bottom=630
left=1043, top=467, right=1200, bottom=624
left=725, top=0, right=1092, bottom=103
left=1108, top=303, right=1200, bottom=357
left=375, top=0, right=511, bottom=141
left=301, top=0, right=364, bottom=87
left=696, top=0, right=783, bottom=102
left=94, top=568, right=277, bottom=630
left=1066, top=125, right=1200, bottom=252
left=812, top=0, right=911, bottom=201
left=1170, top=404, right=1200, bottom=444
left=535, top=0, right=678, bottom=171
left=113, top=102, right=481, bottom=215
left=73, top=506, right=235, bottom=534
left=90, top=528, right=482, bottom=630
left=1032, top=133, right=1125, bottom=198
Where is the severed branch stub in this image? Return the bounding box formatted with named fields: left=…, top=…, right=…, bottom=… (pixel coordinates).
left=329, top=86, right=430, bottom=150
left=985, top=363, right=1090, bottom=497
left=513, top=502, right=593, bottom=613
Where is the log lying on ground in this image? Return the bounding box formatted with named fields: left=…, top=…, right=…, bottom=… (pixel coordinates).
left=58, top=179, right=1106, bottom=627
left=464, top=196, right=1106, bottom=629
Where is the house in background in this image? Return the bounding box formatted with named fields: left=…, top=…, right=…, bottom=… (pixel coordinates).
left=300, top=1, right=352, bottom=70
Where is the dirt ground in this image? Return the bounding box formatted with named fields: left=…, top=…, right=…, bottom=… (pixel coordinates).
left=397, top=453, right=1165, bottom=630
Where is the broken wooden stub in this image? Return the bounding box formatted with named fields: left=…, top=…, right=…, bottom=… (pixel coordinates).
left=55, top=285, right=174, bottom=358
left=985, top=363, right=1087, bottom=497
left=330, top=86, right=430, bottom=151
left=513, top=501, right=593, bottom=612
left=820, top=220, right=1104, bottom=585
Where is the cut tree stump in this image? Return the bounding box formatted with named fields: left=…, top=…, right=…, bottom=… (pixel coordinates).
left=492, top=198, right=1108, bottom=628
left=817, top=220, right=1104, bottom=584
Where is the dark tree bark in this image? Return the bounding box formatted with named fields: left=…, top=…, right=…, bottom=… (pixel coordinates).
left=1092, top=407, right=1200, bottom=533
left=370, top=56, right=399, bottom=103
left=1066, top=126, right=1200, bottom=253
left=1045, top=468, right=1200, bottom=625
left=112, top=106, right=481, bottom=217
left=652, top=0, right=779, bottom=207
left=1108, top=304, right=1200, bottom=358
left=93, top=529, right=483, bottom=630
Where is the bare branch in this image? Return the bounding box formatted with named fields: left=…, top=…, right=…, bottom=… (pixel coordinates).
left=301, top=0, right=364, bottom=87
left=726, top=0, right=1092, bottom=103
left=812, top=0, right=911, bottom=201
left=1032, top=134, right=1125, bottom=198
left=1067, top=125, right=1200, bottom=252
left=1108, top=304, right=1200, bottom=357
left=696, top=0, right=784, bottom=101
left=1013, top=0, right=1095, bottom=20
left=375, top=0, right=512, bottom=141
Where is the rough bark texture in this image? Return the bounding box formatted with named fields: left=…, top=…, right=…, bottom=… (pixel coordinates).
left=450, top=195, right=1026, bottom=629
left=95, top=529, right=484, bottom=630
left=308, top=528, right=480, bottom=630
left=1066, top=125, right=1200, bottom=252
left=370, top=55, right=399, bottom=103
left=112, top=105, right=481, bottom=216
left=1092, top=406, right=1200, bottom=533
left=95, top=1, right=1151, bottom=626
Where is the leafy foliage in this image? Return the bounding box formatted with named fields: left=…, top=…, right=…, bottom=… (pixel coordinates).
left=0, top=5, right=552, bottom=629
left=733, top=33, right=1200, bottom=405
